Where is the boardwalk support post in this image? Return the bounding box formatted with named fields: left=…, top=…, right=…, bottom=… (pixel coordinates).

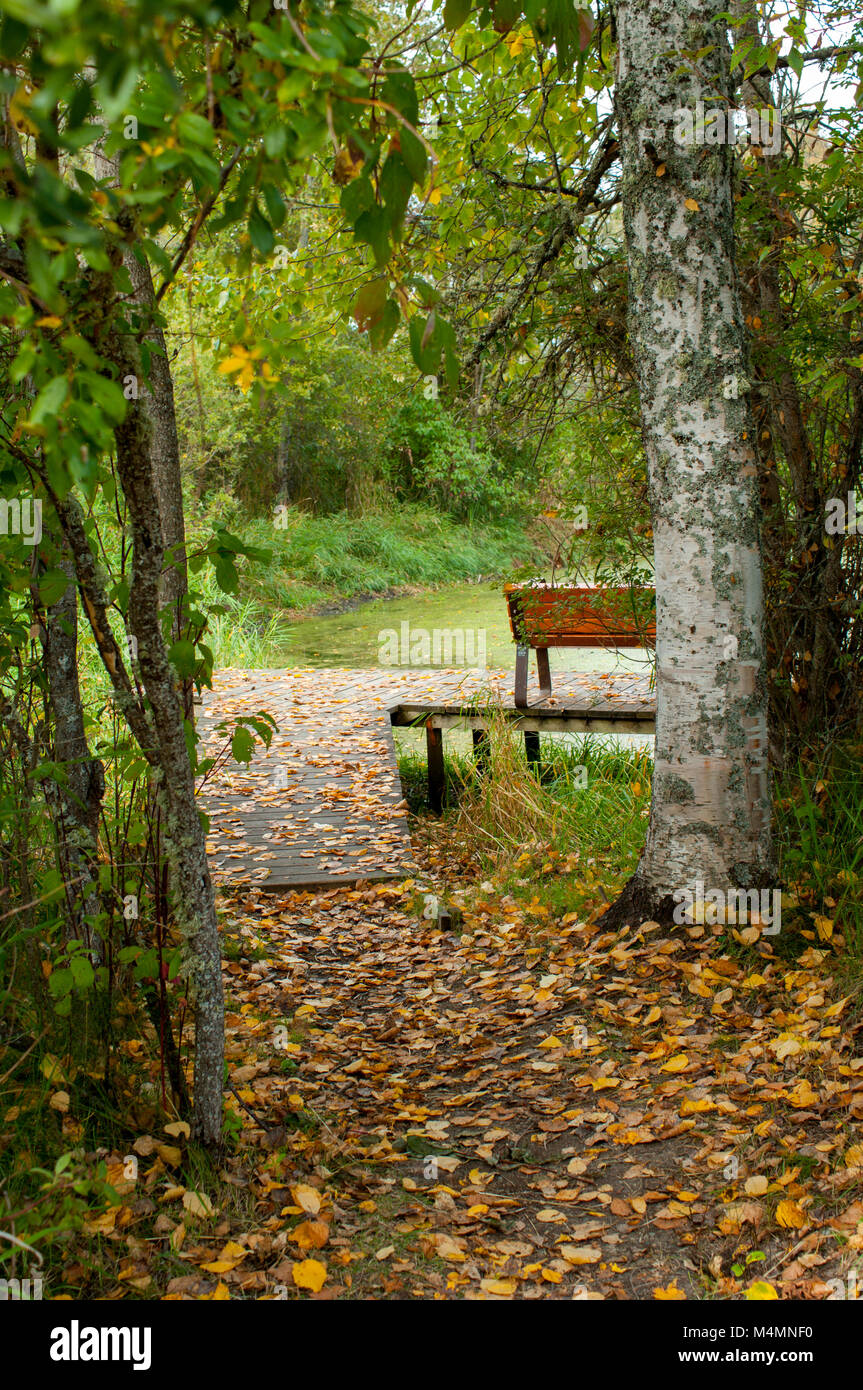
left=472, top=727, right=489, bottom=775
left=426, top=723, right=444, bottom=814
left=524, top=729, right=541, bottom=772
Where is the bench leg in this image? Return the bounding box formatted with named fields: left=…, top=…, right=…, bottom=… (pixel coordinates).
left=472, top=726, right=489, bottom=776
left=536, top=646, right=552, bottom=699
left=514, top=646, right=529, bottom=707
left=426, top=724, right=444, bottom=814
left=524, top=730, right=541, bottom=771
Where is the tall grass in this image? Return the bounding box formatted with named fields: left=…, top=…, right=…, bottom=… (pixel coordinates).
left=199, top=595, right=294, bottom=668
left=398, top=705, right=653, bottom=893
left=187, top=501, right=539, bottom=614
left=775, top=743, right=863, bottom=957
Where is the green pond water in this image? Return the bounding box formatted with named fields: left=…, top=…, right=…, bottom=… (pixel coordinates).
left=275, top=581, right=654, bottom=678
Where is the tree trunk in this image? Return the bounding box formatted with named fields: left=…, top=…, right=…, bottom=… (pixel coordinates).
left=111, top=365, right=225, bottom=1147
left=124, top=250, right=189, bottom=643
left=42, top=551, right=105, bottom=957
left=94, top=150, right=189, bottom=652
left=605, top=0, right=775, bottom=926
left=40, top=325, right=225, bottom=1147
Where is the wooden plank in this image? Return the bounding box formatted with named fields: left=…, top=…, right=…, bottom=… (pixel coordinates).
left=391, top=708, right=656, bottom=733
left=198, top=666, right=656, bottom=888
left=199, top=669, right=415, bottom=890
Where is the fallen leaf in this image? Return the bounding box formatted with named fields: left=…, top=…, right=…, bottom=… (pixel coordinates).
left=292, top=1258, right=327, bottom=1292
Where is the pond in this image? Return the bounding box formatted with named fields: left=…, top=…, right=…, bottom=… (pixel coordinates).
left=274, top=580, right=655, bottom=678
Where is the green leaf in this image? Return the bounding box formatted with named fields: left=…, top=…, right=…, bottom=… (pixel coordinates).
left=39, top=568, right=71, bottom=607
left=231, top=726, right=256, bottom=763
left=214, top=554, right=239, bottom=593
left=787, top=47, right=804, bottom=80
left=31, top=375, right=68, bottom=425
left=369, top=298, right=401, bottom=351
left=85, top=372, right=127, bottom=424
left=168, top=638, right=197, bottom=677
left=249, top=205, right=275, bottom=256
left=133, top=949, right=159, bottom=982
left=444, top=0, right=471, bottom=31
left=354, top=205, right=391, bottom=266
left=48, top=968, right=74, bottom=999
left=176, top=111, right=215, bottom=149
left=352, top=277, right=388, bottom=332
left=382, top=67, right=419, bottom=127
left=400, top=127, right=428, bottom=183
left=70, top=955, right=95, bottom=990
left=341, top=175, right=375, bottom=222
left=380, top=151, right=413, bottom=235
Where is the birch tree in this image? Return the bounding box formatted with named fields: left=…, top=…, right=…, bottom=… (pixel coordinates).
left=601, top=0, right=775, bottom=924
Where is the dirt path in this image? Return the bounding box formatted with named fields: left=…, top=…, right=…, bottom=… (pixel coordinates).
left=207, top=881, right=863, bottom=1300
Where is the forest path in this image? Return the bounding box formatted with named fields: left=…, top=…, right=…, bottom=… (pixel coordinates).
left=198, top=666, right=654, bottom=888
left=206, top=880, right=862, bottom=1301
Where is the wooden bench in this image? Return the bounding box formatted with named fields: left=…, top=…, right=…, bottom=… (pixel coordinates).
left=505, top=584, right=656, bottom=708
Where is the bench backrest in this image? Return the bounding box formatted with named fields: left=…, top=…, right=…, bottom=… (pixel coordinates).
left=505, top=585, right=656, bottom=649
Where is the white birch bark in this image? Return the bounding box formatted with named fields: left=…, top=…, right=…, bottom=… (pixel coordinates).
left=606, top=0, right=775, bottom=922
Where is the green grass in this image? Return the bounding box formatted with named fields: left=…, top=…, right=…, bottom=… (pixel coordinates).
left=199, top=595, right=295, bottom=668
left=399, top=716, right=653, bottom=913
left=775, top=742, right=863, bottom=959
left=188, top=502, right=538, bottom=617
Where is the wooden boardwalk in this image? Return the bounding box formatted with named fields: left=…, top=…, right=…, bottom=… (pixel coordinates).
left=199, top=667, right=655, bottom=889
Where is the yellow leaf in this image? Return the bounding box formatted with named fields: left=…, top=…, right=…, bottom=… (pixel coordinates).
left=787, top=1079, right=819, bottom=1109
left=155, top=1144, right=182, bottom=1167
left=433, top=1234, right=466, bottom=1261
left=559, top=1244, right=602, bottom=1264
left=660, top=1054, right=689, bottom=1073
left=644, top=1006, right=662, bottom=1025
left=49, top=1090, right=70, bottom=1113
left=84, top=1207, right=117, bottom=1235
left=40, top=1053, right=71, bottom=1085
left=200, top=1259, right=239, bottom=1273
left=211, top=1282, right=231, bottom=1300
left=538, top=1035, right=564, bottom=1050
left=680, top=1097, right=714, bottom=1115
left=481, top=1278, right=517, bottom=1296
left=436, top=1156, right=461, bottom=1172
left=292, top=1183, right=321, bottom=1215
left=811, top=914, right=834, bottom=940
left=220, top=1242, right=247, bottom=1260
left=291, top=1220, right=329, bottom=1250
left=541, top=1268, right=563, bottom=1283
left=745, top=1176, right=769, bottom=1196
left=824, top=996, right=850, bottom=1019
left=685, top=198, right=700, bottom=212
left=654, top=1282, right=686, bottom=1300
left=844, top=1144, right=863, bottom=1169
left=292, top=1258, right=327, bottom=1292
left=163, top=1121, right=191, bottom=1139
left=428, top=187, right=442, bottom=206
left=775, top=1199, right=807, bottom=1229
left=745, top=1280, right=778, bottom=1300
left=182, top=1190, right=214, bottom=1219
left=36, top=315, right=62, bottom=329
